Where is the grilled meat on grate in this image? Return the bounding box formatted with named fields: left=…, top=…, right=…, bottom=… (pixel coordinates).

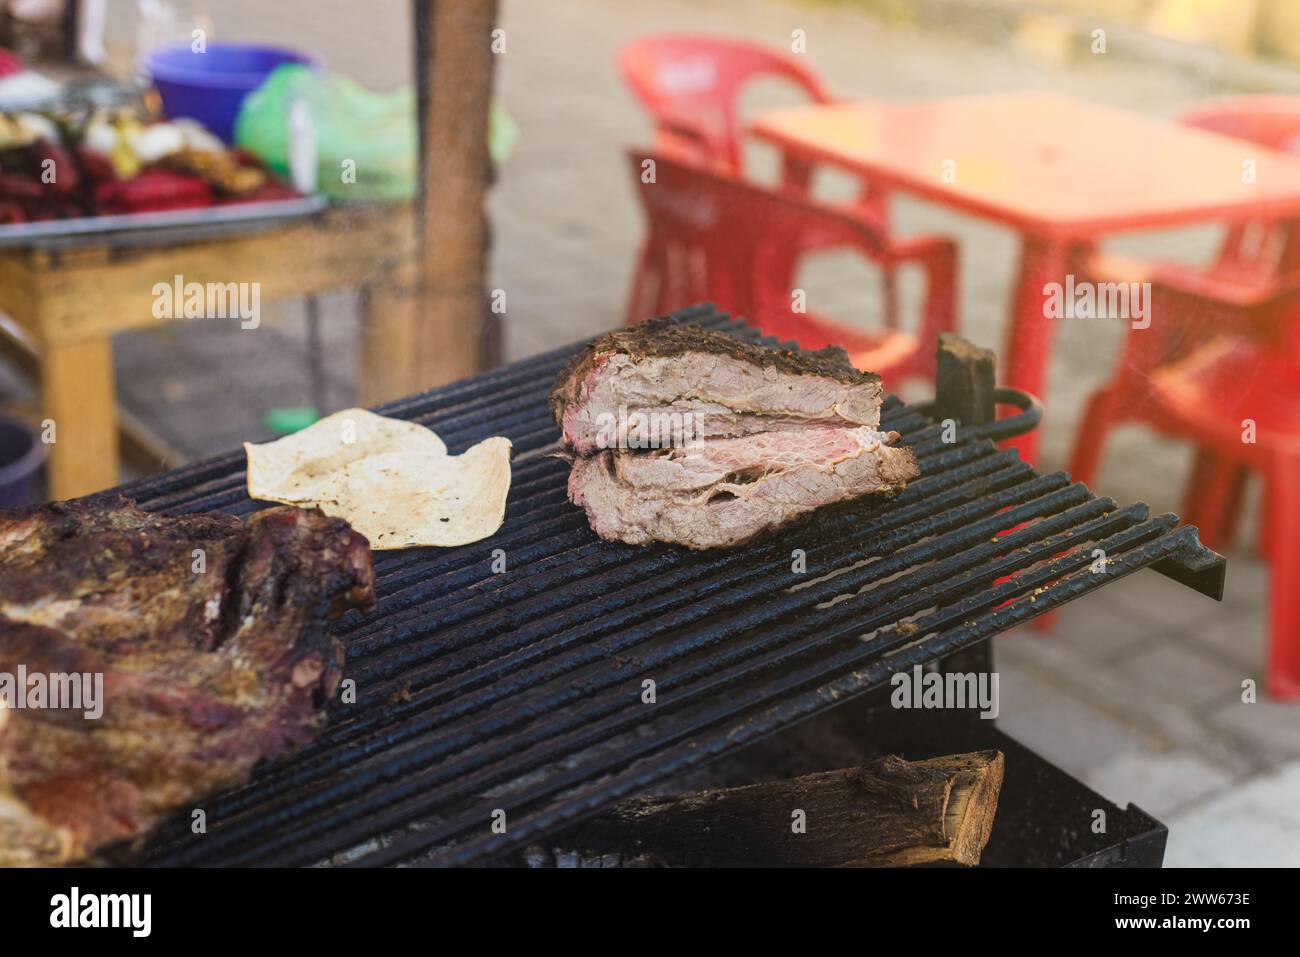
left=570, top=425, right=915, bottom=549
left=553, top=317, right=918, bottom=548
left=550, top=316, right=886, bottom=455
left=0, top=498, right=374, bottom=866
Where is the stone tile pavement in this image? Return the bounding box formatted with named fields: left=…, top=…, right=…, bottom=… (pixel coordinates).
left=1, top=0, right=1294, bottom=865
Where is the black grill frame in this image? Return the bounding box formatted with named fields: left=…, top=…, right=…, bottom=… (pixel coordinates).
left=110, top=303, right=1224, bottom=867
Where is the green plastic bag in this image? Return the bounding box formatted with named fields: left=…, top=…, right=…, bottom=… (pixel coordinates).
left=235, top=64, right=516, bottom=202
left=234, top=64, right=417, bottom=201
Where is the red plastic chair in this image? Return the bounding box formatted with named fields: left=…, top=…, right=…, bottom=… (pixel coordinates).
left=1171, top=97, right=1300, bottom=555
left=1065, top=245, right=1300, bottom=695
left=1180, top=96, right=1300, bottom=281
left=617, top=33, right=833, bottom=170
left=617, top=34, right=908, bottom=327
left=1144, top=338, right=1300, bottom=698
left=624, top=150, right=958, bottom=385
left=1075, top=97, right=1300, bottom=558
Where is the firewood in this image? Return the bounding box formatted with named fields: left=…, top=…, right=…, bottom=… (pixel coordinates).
left=531, top=750, right=1004, bottom=868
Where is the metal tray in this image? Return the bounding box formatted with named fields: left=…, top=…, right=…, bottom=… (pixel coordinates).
left=0, top=194, right=329, bottom=249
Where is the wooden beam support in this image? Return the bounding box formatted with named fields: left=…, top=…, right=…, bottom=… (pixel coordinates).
left=416, top=0, right=499, bottom=390
left=0, top=205, right=415, bottom=495
left=0, top=206, right=415, bottom=344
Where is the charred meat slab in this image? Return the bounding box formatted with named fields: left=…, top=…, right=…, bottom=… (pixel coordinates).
left=551, top=316, right=886, bottom=455
left=0, top=498, right=374, bottom=866
left=570, top=426, right=915, bottom=549
left=553, top=317, right=918, bottom=549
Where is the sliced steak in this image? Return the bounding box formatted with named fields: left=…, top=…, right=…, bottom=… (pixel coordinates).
left=552, top=317, right=884, bottom=454
left=568, top=427, right=917, bottom=549
left=0, top=498, right=374, bottom=866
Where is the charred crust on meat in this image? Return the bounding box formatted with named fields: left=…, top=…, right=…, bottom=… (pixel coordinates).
left=549, top=315, right=880, bottom=425
left=551, top=317, right=916, bottom=550
left=0, top=497, right=376, bottom=865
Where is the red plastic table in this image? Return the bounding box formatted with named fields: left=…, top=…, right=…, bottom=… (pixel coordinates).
left=749, top=91, right=1300, bottom=463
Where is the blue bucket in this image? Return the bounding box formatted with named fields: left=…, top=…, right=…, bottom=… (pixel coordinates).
left=142, top=42, right=321, bottom=142
left=0, top=417, right=45, bottom=508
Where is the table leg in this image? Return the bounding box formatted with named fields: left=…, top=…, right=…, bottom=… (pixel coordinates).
left=1000, top=235, right=1072, bottom=465
left=305, top=295, right=326, bottom=415
left=1267, top=452, right=1300, bottom=699
left=777, top=151, right=815, bottom=194
left=41, top=335, right=118, bottom=499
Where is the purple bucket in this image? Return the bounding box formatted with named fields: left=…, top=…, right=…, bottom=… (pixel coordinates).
left=142, top=42, right=320, bottom=142
left=0, top=417, right=45, bottom=508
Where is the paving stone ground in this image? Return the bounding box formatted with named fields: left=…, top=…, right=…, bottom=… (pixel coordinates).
left=5, top=0, right=1294, bottom=866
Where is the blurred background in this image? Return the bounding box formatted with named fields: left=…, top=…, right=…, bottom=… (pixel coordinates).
left=0, top=0, right=1297, bottom=865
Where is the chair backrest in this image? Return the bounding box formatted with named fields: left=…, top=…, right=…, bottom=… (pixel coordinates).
left=625, top=149, right=890, bottom=321
left=1179, top=96, right=1300, bottom=153
left=1179, top=96, right=1300, bottom=273
left=618, top=34, right=832, bottom=169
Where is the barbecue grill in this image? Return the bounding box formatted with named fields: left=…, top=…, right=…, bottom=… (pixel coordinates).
left=111, top=302, right=1225, bottom=867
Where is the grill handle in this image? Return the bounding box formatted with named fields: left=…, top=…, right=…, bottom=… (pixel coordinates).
left=971, top=387, right=1043, bottom=442
left=930, top=333, right=1041, bottom=442
left=911, top=387, right=1042, bottom=443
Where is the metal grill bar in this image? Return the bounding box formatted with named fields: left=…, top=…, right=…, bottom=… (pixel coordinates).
left=433, top=522, right=1206, bottom=868
left=279, top=500, right=1155, bottom=869
left=122, top=305, right=1223, bottom=868
left=155, top=447, right=1036, bottom=829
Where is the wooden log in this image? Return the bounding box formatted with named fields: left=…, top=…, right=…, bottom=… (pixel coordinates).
left=534, top=750, right=1004, bottom=868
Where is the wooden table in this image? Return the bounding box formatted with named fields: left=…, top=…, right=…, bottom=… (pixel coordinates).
left=750, top=91, right=1300, bottom=462
left=0, top=204, right=418, bottom=499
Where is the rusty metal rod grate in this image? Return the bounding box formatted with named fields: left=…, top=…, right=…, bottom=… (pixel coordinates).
left=113, top=303, right=1224, bottom=867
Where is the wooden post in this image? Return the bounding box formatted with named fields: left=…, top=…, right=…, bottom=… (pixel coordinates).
left=417, top=0, right=499, bottom=389
left=933, top=332, right=996, bottom=428
left=360, top=258, right=424, bottom=407
left=934, top=333, right=998, bottom=678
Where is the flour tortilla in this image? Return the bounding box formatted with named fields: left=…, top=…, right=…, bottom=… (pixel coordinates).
left=244, top=408, right=512, bottom=549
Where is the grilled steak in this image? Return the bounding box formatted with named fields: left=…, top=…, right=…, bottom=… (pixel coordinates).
left=0, top=498, right=374, bottom=866
left=569, top=427, right=916, bottom=549
left=551, top=317, right=885, bottom=455
left=554, top=317, right=919, bottom=549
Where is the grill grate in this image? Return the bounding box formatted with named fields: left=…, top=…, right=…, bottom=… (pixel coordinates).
left=113, top=303, right=1224, bottom=867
